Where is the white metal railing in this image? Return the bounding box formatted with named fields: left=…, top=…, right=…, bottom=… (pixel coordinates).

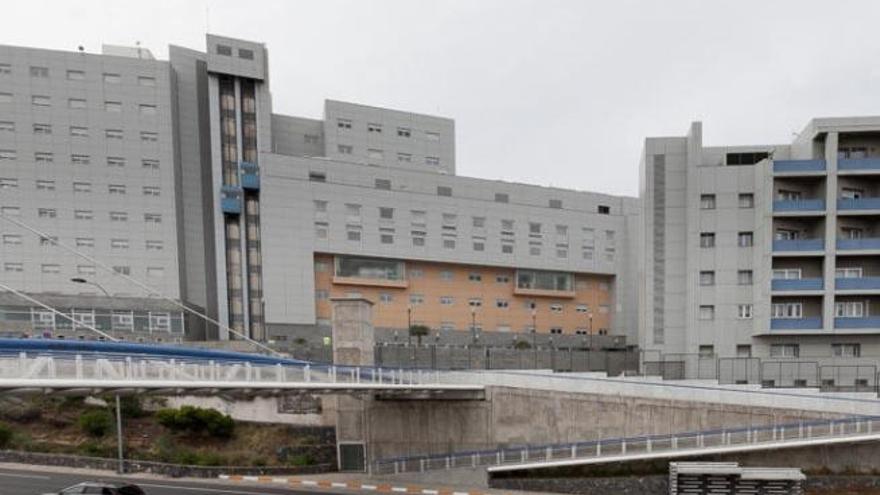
left=373, top=415, right=880, bottom=475
left=0, top=353, right=446, bottom=387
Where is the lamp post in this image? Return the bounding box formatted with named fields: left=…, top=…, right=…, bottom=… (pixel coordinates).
left=470, top=306, right=478, bottom=345
left=531, top=308, right=537, bottom=369
left=588, top=312, right=594, bottom=351
left=407, top=306, right=412, bottom=347
left=70, top=277, right=110, bottom=297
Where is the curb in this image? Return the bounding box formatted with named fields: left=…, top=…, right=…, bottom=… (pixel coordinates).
left=218, top=474, right=488, bottom=495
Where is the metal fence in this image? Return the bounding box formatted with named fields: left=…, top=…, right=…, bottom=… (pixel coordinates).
left=373, top=414, right=880, bottom=475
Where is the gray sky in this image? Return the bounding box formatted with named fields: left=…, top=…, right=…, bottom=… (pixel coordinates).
left=9, top=0, right=880, bottom=196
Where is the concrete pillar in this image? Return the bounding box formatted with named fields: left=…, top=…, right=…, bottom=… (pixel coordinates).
left=331, top=297, right=375, bottom=472
left=823, top=132, right=839, bottom=331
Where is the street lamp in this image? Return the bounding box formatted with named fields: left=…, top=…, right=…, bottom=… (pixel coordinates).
left=588, top=312, right=594, bottom=351
left=70, top=277, right=110, bottom=297
left=407, top=305, right=412, bottom=346
left=470, top=305, right=478, bottom=344
left=530, top=308, right=537, bottom=368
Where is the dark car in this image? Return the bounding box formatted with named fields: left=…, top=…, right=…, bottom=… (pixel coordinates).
left=42, top=481, right=146, bottom=495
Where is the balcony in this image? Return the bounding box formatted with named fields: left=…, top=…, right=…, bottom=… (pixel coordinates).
left=240, top=161, right=260, bottom=191
left=838, top=158, right=880, bottom=172
left=220, top=185, right=242, bottom=214
left=834, top=316, right=880, bottom=329
left=837, top=197, right=880, bottom=211
left=770, top=317, right=823, bottom=330
left=836, top=277, right=880, bottom=291
left=771, top=278, right=823, bottom=291
left=772, top=238, right=824, bottom=252
left=836, top=238, right=880, bottom=251
left=772, top=199, right=825, bottom=212
left=773, top=159, right=826, bottom=174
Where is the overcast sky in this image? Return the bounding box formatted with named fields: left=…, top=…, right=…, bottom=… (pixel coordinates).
left=8, top=0, right=880, bottom=196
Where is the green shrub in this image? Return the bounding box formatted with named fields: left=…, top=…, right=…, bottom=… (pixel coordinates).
left=288, top=453, right=315, bottom=466
left=0, top=422, right=13, bottom=448
left=118, top=396, right=145, bottom=418
left=156, top=406, right=235, bottom=439
left=78, top=409, right=112, bottom=437
left=79, top=440, right=115, bottom=458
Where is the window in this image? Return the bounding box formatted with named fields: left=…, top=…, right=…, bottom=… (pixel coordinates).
left=2, top=234, right=21, bottom=245
left=146, top=240, right=164, bottom=250
left=737, top=304, right=754, bottom=319
left=770, top=344, right=799, bottom=358
left=425, top=156, right=440, bottom=166
left=77, top=265, right=96, bottom=275
left=0, top=64, right=8, bottom=75
left=32, top=123, right=50, bottom=134
left=699, top=345, right=715, bottom=358
left=70, top=126, right=88, bottom=137
left=109, top=211, right=128, bottom=222
left=0, top=149, right=15, bottom=161
left=4, top=263, right=22, bottom=272
left=772, top=303, right=803, bottom=319
left=0, top=178, right=16, bottom=189
left=111, top=239, right=130, bottom=249
left=143, top=186, right=160, bottom=196
left=139, top=104, right=157, bottom=115
left=443, top=238, right=456, bottom=249
left=468, top=272, right=482, bottom=282
left=495, top=192, right=509, bottom=203
left=334, top=256, right=404, bottom=280
left=144, top=213, right=162, bottom=223
left=375, top=178, right=391, bottom=190
left=556, top=245, right=568, bottom=258
left=112, top=265, right=130, bottom=275
left=32, top=95, right=50, bottom=107
left=314, top=221, right=328, bottom=239
left=727, top=152, right=769, bottom=166
left=41, top=264, right=60, bottom=274
left=309, top=171, right=326, bottom=182
left=71, top=154, right=90, bottom=165
left=379, top=229, right=394, bottom=244
left=105, top=129, right=123, bottom=139
left=397, top=153, right=412, bottom=163
left=516, top=270, right=573, bottom=292
left=699, top=305, right=715, bottom=320
left=426, top=131, right=440, bottom=141
left=736, top=345, right=752, bottom=358
left=738, top=270, right=754, bottom=285
left=346, top=225, right=362, bottom=242
left=107, top=157, right=126, bottom=168
left=777, top=189, right=802, bottom=201
left=548, top=198, right=563, bottom=209
left=38, top=235, right=57, bottom=247
left=468, top=298, right=483, bottom=307
left=397, top=127, right=411, bottom=137
left=437, top=186, right=452, bottom=197
left=699, top=271, right=715, bottom=286
left=141, top=131, right=158, bottom=142
left=835, top=301, right=865, bottom=318
left=576, top=304, right=590, bottom=314
left=138, top=76, right=156, bottom=87
left=379, top=293, right=393, bottom=303
left=337, top=118, right=352, bottom=129
left=473, top=240, right=485, bottom=251
left=37, top=208, right=57, bottom=218
left=440, top=296, right=454, bottom=305
left=367, top=123, right=382, bottom=133
left=739, top=193, right=754, bottom=208
left=67, top=70, right=85, bottom=80
left=496, top=274, right=510, bottom=284
left=74, top=210, right=93, bottom=220
left=238, top=48, right=254, bottom=60
left=142, top=159, right=159, bottom=169
left=529, top=222, right=542, bottom=236
left=1, top=207, right=20, bottom=217
left=440, top=270, right=454, bottom=281
left=337, top=144, right=353, bottom=154
left=700, top=194, right=716, bottom=210
left=72, top=182, right=91, bottom=193
left=738, top=232, right=754, bottom=247
left=837, top=267, right=863, bottom=278
left=0, top=121, right=11, bottom=133
left=105, top=101, right=122, bottom=112
left=529, top=242, right=541, bottom=256
left=700, top=232, right=715, bottom=248
left=832, top=343, right=861, bottom=358
left=0, top=92, right=11, bottom=103
left=108, top=184, right=126, bottom=194
left=29, top=66, right=48, bottom=78
left=409, top=294, right=424, bottom=305
left=103, top=73, right=121, bottom=83
left=550, top=304, right=563, bottom=313
left=598, top=205, right=610, bottom=214
left=216, top=44, right=233, bottom=56
left=146, top=267, right=165, bottom=278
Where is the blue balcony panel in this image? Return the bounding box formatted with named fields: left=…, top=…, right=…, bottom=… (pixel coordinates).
left=834, top=317, right=880, bottom=329
left=838, top=158, right=880, bottom=171
left=240, top=161, right=260, bottom=191
left=836, top=238, right=880, bottom=251
left=773, top=159, right=826, bottom=173
left=772, top=199, right=825, bottom=212
left=220, top=185, right=243, bottom=214
left=838, top=197, right=880, bottom=210
left=770, top=317, right=823, bottom=330
left=771, top=278, right=823, bottom=291
left=836, top=277, right=880, bottom=291
left=772, top=238, right=824, bottom=252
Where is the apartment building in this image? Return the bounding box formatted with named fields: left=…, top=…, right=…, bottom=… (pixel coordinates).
left=641, top=118, right=880, bottom=364
left=0, top=34, right=641, bottom=345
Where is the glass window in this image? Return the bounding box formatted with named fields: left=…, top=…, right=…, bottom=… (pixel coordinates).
left=515, top=270, right=573, bottom=292
left=216, top=44, right=232, bottom=56
left=334, top=256, right=404, bottom=280
left=699, top=271, right=715, bottom=286
left=737, top=270, right=753, bottom=285
left=770, top=344, right=799, bottom=358
left=437, top=186, right=452, bottom=197
left=737, top=304, right=753, bottom=319
left=832, top=343, right=861, bottom=358
left=700, top=233, right=715, bottom=248
left=495, top=192, right=509, bottom=203
left=700, top=194, right=716, bottom=210
left=238, top=48, right=254, bottom=60
left=738, top=232, right=754, bottom=247
left=739, top=193, right=754, bottom=208
left=699, top=305, right=715, bottom=320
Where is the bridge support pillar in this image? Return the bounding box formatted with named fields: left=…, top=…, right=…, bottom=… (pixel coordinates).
left=331, top=297, right=375, bottom=474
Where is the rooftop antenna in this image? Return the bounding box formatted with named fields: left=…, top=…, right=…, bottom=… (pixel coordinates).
left=77, top=45, right=84, bottom=53
left=135, top=41, right=142, bottom=59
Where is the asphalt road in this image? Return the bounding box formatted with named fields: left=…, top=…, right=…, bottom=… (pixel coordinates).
left=0, top=465, right=326, bottom=495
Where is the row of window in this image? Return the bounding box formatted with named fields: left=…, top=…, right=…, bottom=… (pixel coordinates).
left=3, top=263, right=165, bottom=277
left=215, top=44, right=255, bottom=60
left=0, top=150, right=162, bottom=169
left=698, top=304, right=754, bottom=320
left=2, top=236, right=164, bottom=250
left=337, top=118, right=440, bottom=141
left=700, top=301, right=878, bottom=321
left=699, top=270, right=754, bottom=286
left=773, top=267, right=865, bottom=280
left=0, top=180, right=163, bottom=195
left=698, top=343, right=860, bottom=359
left=700, top=193, right=755, bottom=209
left=0, top=64, right=157, bottom=86
left=307, top=172, right=613, bottom=215
left=0, top=92, right=158, bottom=115
left=317, top=289, right=608, bottom=313
left=0, top=207, right=162, bottom=223
left=0, top=122, right=159, bottom=142
left=337, top=144, right=441, bottom=167
left=700, top=231, right=753, bottom=248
